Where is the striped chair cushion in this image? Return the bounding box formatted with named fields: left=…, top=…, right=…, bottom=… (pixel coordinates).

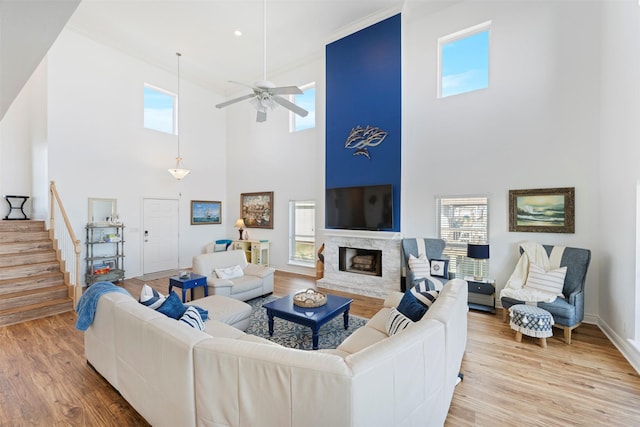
left=386, top=307, right=413, bottom=336
left=524, top=263, right=567, bottom=296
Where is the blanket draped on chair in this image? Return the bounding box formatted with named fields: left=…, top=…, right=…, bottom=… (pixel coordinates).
left=75, top=281, right=131, bottom=331
left=499, top=241, right=565, bottom=303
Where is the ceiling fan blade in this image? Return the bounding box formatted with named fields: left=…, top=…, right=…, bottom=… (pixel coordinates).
left=215, top=93, right=255, bottom=109
left=272, top=95, right=309, bottom=117
left=256, top=110, right=267, bottom=122
left=269, top=85, right=303, bottom=95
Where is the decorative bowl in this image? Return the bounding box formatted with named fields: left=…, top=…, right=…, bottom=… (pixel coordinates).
left=293, top=288, right=327, bottom=308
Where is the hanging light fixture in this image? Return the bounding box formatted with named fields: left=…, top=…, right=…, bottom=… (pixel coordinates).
left=168, top=52, right=190, bottom=180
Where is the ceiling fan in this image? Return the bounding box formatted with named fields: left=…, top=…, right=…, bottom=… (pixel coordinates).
left=215, top=0, right=309, bottom=123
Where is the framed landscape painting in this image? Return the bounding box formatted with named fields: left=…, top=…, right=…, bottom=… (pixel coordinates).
left=191, top=200, right=221, bottom=225
left=509, top=187, right=575, bottom=233
left=241, top=191, right=273, bottom=229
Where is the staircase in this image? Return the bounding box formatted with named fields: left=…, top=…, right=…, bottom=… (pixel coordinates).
left=0, top=220, right=73, bottom=327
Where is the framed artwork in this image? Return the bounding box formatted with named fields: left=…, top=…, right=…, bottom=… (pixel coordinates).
left=190, top=200, right=221, bottom=225
left=241, top=191, right=273, bottom=229
left=509, top=187, right=575, bottom=233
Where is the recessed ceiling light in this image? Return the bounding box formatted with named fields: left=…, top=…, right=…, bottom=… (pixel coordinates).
left=234, top=30, right=242, bottom=37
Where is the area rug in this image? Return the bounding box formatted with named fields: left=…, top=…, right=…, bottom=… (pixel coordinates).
left=244, top=295, right=367, bottom=350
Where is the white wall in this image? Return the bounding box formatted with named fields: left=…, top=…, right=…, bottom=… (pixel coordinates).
left=45, top=29, right=227, bottom=280
left=598, top=0, right=640, bottom=371
left=0, top=57, right=48, bottom=219
left=402, top=1, right=601, bottom=319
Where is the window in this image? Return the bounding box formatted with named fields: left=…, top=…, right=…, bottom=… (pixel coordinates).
left=438, top=21, right=490, bottom=98
left=290, top=83, right=315, bottom=132
left=144, top=84, right=177, bottom=134
left=289, top=200, right=315, bottom=265
left=436, top=196, right=489, bottom=278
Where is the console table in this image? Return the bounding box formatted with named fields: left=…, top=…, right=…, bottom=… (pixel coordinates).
left=3, top=195, right=30, bottom=220
left=232, top=240, right=270, bottom=266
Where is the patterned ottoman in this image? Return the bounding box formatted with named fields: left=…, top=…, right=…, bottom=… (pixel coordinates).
left=509, top=304, right=554, bottom=348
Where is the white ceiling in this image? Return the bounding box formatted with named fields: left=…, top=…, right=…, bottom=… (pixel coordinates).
left=65, top=0, right=408, bottom=95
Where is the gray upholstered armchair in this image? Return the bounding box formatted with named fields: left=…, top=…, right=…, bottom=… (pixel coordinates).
left=500, top=244, right=591, bottom=344
left=401, top=238, right=446, bottom=292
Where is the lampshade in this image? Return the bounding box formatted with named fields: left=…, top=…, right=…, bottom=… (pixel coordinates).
left=168, top=157, right=190, bottom=180
left=467, top=243, right=490, bottom=259
left=234, top=218, right=246, bottom=229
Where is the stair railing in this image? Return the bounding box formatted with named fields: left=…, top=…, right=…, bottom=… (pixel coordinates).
left=49, top=181, right=82, bottom=307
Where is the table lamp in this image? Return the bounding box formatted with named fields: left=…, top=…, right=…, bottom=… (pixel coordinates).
left=467, top=243, right=490, bottom=281
left=234, top=218, right=246, bottom=240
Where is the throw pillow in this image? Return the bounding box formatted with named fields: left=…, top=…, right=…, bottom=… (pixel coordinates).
left=408, top=253, right=431, bottom=280
left=156, top=291, right=188, bottom=320
left=397, top=290, right=428, bottom=322
left=179, top=306, right=205, bottom=330
left=411, top=279, right=440, bottom=310
left=139, top=284, right=166, bottom=310
left=429, top=258, right=449, bottom=279
left=386, top=307, right=413, bottom=336
left=215, top=265, right=244, bottom=280
left=524, top=263, right=567, bottom=296
left=214, top=243, right=228, bottom=252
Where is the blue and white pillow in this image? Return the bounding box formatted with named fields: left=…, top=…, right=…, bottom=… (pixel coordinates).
left=139, top=284, right=166, bottom=309
left=429, top=258, right=449, bottom=279
left=386, top=307, right=413, bottom=336
left=411, top=279, right=440, bottom=310
left=180, top=306, right=205, bottom=330
left=397, top=290, right=427, bottom=321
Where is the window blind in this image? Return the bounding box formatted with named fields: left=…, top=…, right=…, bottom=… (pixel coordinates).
left=436, top=196, right=489, bottom=278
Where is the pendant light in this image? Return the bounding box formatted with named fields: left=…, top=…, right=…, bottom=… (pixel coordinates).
left=168, top=52, right=190, bottom=180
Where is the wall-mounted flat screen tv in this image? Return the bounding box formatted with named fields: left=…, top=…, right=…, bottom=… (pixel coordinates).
left=325, top=184, right=393, bottom=231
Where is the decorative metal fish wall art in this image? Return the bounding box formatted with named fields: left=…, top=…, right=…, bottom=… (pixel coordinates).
left=344, top=125, right=387, bottom=159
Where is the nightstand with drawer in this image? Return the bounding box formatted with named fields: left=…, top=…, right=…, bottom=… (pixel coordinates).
left=465, top=277, right=496, bottom=313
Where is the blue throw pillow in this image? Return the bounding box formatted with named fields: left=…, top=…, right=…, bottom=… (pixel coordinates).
left=397, top=290, right=427, bottom=322
left=157, top=292, right=188, bottom=320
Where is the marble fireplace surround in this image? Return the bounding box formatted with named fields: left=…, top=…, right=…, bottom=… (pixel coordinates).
left=317, top=231, right=402, bottom=298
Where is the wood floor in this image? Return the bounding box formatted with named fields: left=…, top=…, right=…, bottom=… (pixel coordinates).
left=1, top=271, right=639, bottom=426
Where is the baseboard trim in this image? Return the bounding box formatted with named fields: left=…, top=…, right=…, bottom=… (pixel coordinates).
left=598, top=317, right=640, bottom=375
left=274, top=264, right=315, bottom=277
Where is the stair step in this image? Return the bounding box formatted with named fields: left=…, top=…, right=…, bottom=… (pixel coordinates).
left=0, top=261, right=62, bottom=281
left=0, top=240, right=53, bottom=255
left=0, top=272, right=65, bottom=295
left=0, top=231, right=50, bottom=244
left=0, top=285, right=69, bottom=311
left=0, top=250, right=57, bottom=268
left=0, top=298, right=73, bottom=328
left=0, top=220, right=45, bottom=233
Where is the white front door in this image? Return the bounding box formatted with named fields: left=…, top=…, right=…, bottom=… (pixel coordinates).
left=143, top=198, right=179, bottom=274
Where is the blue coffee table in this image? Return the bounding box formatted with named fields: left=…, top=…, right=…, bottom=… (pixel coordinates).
left=263, top=293, right=353, bottom=350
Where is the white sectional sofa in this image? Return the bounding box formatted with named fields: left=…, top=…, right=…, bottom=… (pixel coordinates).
left=192, top=250, right=275, bottom=301
left=83, top=279, right=468, bottom=427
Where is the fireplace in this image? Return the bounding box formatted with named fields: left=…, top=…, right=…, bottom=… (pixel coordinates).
left=339, top=247, right=382, bottom=277
left=317, top=232, right=401, bottom=298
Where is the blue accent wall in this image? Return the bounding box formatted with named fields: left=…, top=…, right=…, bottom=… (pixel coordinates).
left=326, top=14, right=401, bottom=231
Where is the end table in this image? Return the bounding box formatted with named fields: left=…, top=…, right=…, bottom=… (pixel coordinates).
left=169, top=273, right=208, bottom=303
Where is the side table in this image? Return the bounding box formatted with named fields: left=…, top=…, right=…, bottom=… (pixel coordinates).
left=169, top=273, right=208, bottom=303
left=3, top=195, right=30, bottom=220
left=465, top=277, right=495, bottom=313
